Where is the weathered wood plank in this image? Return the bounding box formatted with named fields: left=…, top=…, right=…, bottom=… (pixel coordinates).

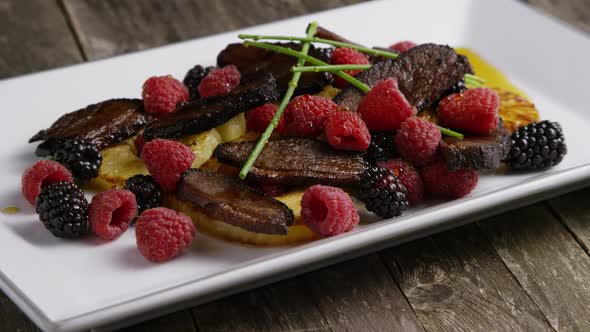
left=525, top=0, right=590, bottom=33
left=193, top=277, right=332, bottom=332
left=382, top=224, right=553, bottom=332
left=479, top=203, right=590, bottom=331
left=302, top=254, right=425, bottom=332
left=62, top=0, right=367, bottom=60
left=0, top=0, right=82, bottom=79
left=193, top=254, right=425, bottom=331
left=548, top=187, right=590, bottom=253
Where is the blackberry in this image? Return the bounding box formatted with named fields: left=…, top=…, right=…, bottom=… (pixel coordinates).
left=446, top=79, right=467, bottom=95
left=124, top=175, right=163, bottom=216
left=366, top=131, right=397, bottom=164
left=54, top=138, right=102, bottom=183
left=358, top=166, right=409, bottom=218
left=507, top=120, right=567, bottom=170
left=316, top=47, right=333, bottom=62
left=183, top=64, right=216, bottom=100
left=36, top=181, right=90, bottom=238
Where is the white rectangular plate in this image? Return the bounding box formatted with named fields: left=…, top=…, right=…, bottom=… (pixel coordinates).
left=1, top=0, right=590, bottom=331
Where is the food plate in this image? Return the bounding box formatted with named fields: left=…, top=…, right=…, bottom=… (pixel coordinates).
left=1, top=0, right=590, bottom=330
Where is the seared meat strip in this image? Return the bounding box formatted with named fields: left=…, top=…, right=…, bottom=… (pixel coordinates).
left=335, top=43, right=473, bottom=112
left=315, top=25, right=361, bottom=46
left=143, top=75, right=279, bottom=141
left=30, top=98, right=148, bottom=156
left=177, top=169, right=294, bottom=235
left=217, top=42, right=332, bottom=94
left=214, top=138, right=369, bottom=186
left=441, top=120, right=512, bottom=170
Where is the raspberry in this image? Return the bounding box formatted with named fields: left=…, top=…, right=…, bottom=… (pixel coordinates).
left=394, top=117, right=441, bottom=166
left=377, top=159, right=424, bottom=205
left=89, top=190, right=137, bottom=240
left=246, top=103, right=285, bottom=134
left=142, top=75, right=189, bottom=116
left=358, top=78, right=416, bottom=131
left=136, top=207, right=195, bottom=262
left=330, top=47, right=370, bottom=88
left=283, top=94, right=338, bottom=137
left=22, top=160, right=73, bottom=206
left=141, top=139, right=195, bottom=192
left=198, top=65, right=241, bottom=99
left=389, top=41, right=417, bottom=53
left=421, top=160, right=478, bottom=199
left=438, top=87, right=499, bottom=135
left=324, top=110, right=370, bottom=151
left=301, top=185, right=359, bottom=237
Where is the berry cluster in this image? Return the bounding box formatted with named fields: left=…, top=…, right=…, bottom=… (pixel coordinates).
left=352, top=77, right=491, bottom=213
left=22, top=136, right=194, bottom=261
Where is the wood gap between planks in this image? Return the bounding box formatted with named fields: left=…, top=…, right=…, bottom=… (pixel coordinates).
left=56, top=0, right=88, bottom=61
left=544, top=201, right=590, bottom=255
left=376, top=252, right=428, bottom=332
left=474, top=218, right=559, bottom=332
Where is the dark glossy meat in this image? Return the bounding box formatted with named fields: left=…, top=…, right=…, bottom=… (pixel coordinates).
left=217, top=42, right=332, bottom=94
left=143, top=76, right=279, bottom=141
left=335, top=44, right=473, bottom=112
left=30, top=99, right=148, bottom=156
left=214, top=138, right=369, bottom=186
left=441, top=121, right=511, bottom=170
left=177, top=169, right=294, bottom=235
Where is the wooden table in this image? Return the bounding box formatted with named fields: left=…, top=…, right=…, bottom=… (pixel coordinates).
left=1, top=1, right=589, bottom=331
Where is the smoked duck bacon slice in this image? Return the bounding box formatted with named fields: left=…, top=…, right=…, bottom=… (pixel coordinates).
left=214, top=138, right=369, bottom=186
left=217, top=42, right=332, bottom=95
left=143, top=75, right=280, bottom=141
left=30, top=98, right=148, bottom=156
left=177, top=169, right=294, bottom=235
left=441, top=120, right=512, bottom=171
left=334, top=43, right=473, bottom=112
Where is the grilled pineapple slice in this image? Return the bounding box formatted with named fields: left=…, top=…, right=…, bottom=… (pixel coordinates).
left=216, top=113, right=246, bottom=142
left=166, top=190, right=317, bottom=246
left=89, top=139, right=147, bottom=190
left=495, top=88, right=540, bottom=133
left=181, top=129, right=223, bottom=168
left=93, top=128, right=224, bottom=189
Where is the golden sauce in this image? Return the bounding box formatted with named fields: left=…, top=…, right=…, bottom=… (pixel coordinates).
left=2, top=206, right=19, bottom=214
left=456, top=47, right=528, bottom=99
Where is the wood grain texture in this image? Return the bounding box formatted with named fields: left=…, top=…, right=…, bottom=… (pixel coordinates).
left=302, top=254, right=425, bottom=332
left=479, top=203, right=590, bottom=331
left=193, top=277, right=332, bottom=332
left=193, top=255, right=425, bottom=332
left=382, top=224, right=553, bottom=332
left=62, top=0, right=367, bottom=60
left=526, top=0, right=590, bottom=33
left=0, top=0, right=82, bottom=79
left=548, top=188, right=590, bottom=253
